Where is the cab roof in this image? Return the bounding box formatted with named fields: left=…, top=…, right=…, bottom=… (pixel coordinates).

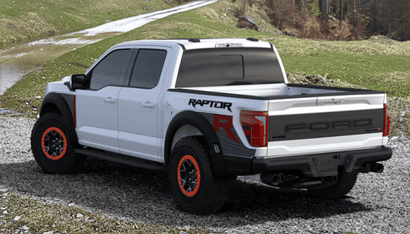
left=114, top=38, right=273, bottom=50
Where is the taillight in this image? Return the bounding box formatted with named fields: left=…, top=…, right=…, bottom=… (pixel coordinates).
left=240, top=110, right=269, bottom=147
left=383, top=104, right=390, bottom=137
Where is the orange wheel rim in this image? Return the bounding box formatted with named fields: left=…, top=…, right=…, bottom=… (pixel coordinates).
left=41, top=127, right=68, bottom=160
left=177, top=155, right=201, bottom=197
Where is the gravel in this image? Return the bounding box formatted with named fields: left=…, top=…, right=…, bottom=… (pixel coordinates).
left=0, top=116, right=409, bottom=233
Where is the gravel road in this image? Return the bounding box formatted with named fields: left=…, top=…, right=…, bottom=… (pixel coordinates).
left=0, top=116, right=409, bottom=233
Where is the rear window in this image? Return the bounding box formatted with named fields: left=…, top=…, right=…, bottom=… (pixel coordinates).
left=175, top=48, right=284, bottom=87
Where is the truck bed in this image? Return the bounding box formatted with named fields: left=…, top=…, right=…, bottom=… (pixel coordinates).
left=183, top=83, right=384, bottom=99
left=170, top=83, right=387, bottom=159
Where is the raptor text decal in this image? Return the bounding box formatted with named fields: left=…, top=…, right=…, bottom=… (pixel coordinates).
left=188, top=99, right=232, bottom=112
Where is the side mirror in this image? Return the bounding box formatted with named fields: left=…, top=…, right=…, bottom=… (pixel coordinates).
left=72, top=74, right=86, bottom=90
left=65, top=74, right=86, bottom=91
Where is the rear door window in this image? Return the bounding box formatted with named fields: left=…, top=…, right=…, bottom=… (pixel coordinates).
left=129, top=49, right=167, bottom=89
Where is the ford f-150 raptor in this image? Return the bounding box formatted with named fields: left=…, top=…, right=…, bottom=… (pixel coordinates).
left=31, top=38, right=392, bottom=214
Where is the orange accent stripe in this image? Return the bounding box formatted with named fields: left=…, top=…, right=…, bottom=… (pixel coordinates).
left=73, top=95, right=77, bottom=128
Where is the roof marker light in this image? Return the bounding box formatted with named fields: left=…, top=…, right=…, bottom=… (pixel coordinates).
left=215, top=42, right=243, bottom=48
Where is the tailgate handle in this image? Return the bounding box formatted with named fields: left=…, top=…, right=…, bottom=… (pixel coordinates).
left=317, top=97, right=346, bottom=105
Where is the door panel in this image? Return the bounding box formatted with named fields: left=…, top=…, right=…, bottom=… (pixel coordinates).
left=118, top=48, right=169, bottom=161
left=75, top=48, right=134, bottom=153
left=76, top=87, right=122, bottom=153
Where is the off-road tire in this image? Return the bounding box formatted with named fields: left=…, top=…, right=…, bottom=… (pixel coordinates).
left=308, top=167, right=359, bottom=198
left=169, top=136, right=229, bottom=215
left=31, top=112, right=85, bottom=174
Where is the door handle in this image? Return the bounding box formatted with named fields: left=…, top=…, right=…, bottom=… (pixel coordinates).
left=104, top=97, right=115, bottom=103
left=142, top=101, right=155, bottom=108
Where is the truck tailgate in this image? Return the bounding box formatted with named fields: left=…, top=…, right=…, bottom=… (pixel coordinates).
left=267, top=93, right=386, bottom=158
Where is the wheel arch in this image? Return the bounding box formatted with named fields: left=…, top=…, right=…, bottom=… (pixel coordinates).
left=165, top=111, right=226, bottom=176
left=40, top=93, right=80, bottom=148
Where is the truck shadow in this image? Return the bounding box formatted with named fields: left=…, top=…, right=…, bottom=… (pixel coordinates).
left=0, top=157, right=371, bottom=228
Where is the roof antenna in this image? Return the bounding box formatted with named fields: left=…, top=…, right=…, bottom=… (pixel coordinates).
left=188, top=38, right=200, bottom=43
left=246, top=37, right=258, bottom=42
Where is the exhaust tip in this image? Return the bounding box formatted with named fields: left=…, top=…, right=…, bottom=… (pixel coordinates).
left=261, top=173, right=283, bottom=186
left=370, top=163, right=384, bottom=173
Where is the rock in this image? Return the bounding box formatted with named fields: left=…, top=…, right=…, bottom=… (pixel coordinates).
left=68, top=203, right=75, bottom=207
left=143, top=6, right=151, bottom=10
left=220, top=16, right=224, bottom=19
left=76, top=213, right=83, bottom=218
left=305, top=75, right=325, bottom=84
left=22, top=225, right=29, bottom=231
left=236, top=15, right=259, bottom=31
left=13, top=215, right=22, bottom=221
left=268, top=37, right=275, bottom=41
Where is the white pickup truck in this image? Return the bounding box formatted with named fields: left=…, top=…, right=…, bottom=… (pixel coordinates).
left=31, top=38, right=392, bottom=214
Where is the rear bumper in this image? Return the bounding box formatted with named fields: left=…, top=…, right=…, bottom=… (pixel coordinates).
left=224, top=147, right=392, bottom=177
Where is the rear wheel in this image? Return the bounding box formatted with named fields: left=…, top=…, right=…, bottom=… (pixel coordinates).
left=308, top=168, right=358, bottom=198
left=169, top=136, right=229, bottom=214
left=31, top=112, right=85, bottom=174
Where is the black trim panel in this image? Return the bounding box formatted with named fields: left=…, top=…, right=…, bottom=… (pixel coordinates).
left=224, top=155, right=253, bottom=175
left=76, top=148, right=165, bottom=170
left=252, top=147, right=392, bottom=177
left=168, top=86, right=385, bottom=100
left=40, top=93, right=79, bottom=148
left=165, top=111, right=226, bottom=175
left=269, top=109, right=384, bottom=141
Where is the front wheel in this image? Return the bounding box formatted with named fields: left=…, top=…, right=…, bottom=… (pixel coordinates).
left=169, top=136, right=229, bottom=215
left=31, top=112, right=85, bottom=174
left=308, top=168, right=358, bottom=198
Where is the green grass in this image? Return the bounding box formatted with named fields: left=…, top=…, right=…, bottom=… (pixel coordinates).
left=0, top=191, right=210, bottom=233
left=0, top=0, right=181, bottom=50
left=1, top=0, right=409, bottom=137
left=281, top=52, right=410, bottom=97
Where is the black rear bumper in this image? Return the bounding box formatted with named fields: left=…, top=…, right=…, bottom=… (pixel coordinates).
left=224, top=147, right=392, bottom=177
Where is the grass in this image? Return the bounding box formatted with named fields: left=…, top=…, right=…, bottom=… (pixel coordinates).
left=0, top=190, right=210, bottom=234
left=0, top=0, right=182, bottom=50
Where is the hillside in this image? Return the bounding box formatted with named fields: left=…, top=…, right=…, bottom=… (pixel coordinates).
left=0, top=0, right=181, bottom=50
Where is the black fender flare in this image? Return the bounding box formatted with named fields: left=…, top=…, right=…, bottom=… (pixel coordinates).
left=40, top=92, right=80, bottom=148
left=165, top=111, right=226, bottom=176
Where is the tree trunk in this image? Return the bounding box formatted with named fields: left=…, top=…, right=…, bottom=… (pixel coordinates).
left=319, top=0, right=329, bottom=22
